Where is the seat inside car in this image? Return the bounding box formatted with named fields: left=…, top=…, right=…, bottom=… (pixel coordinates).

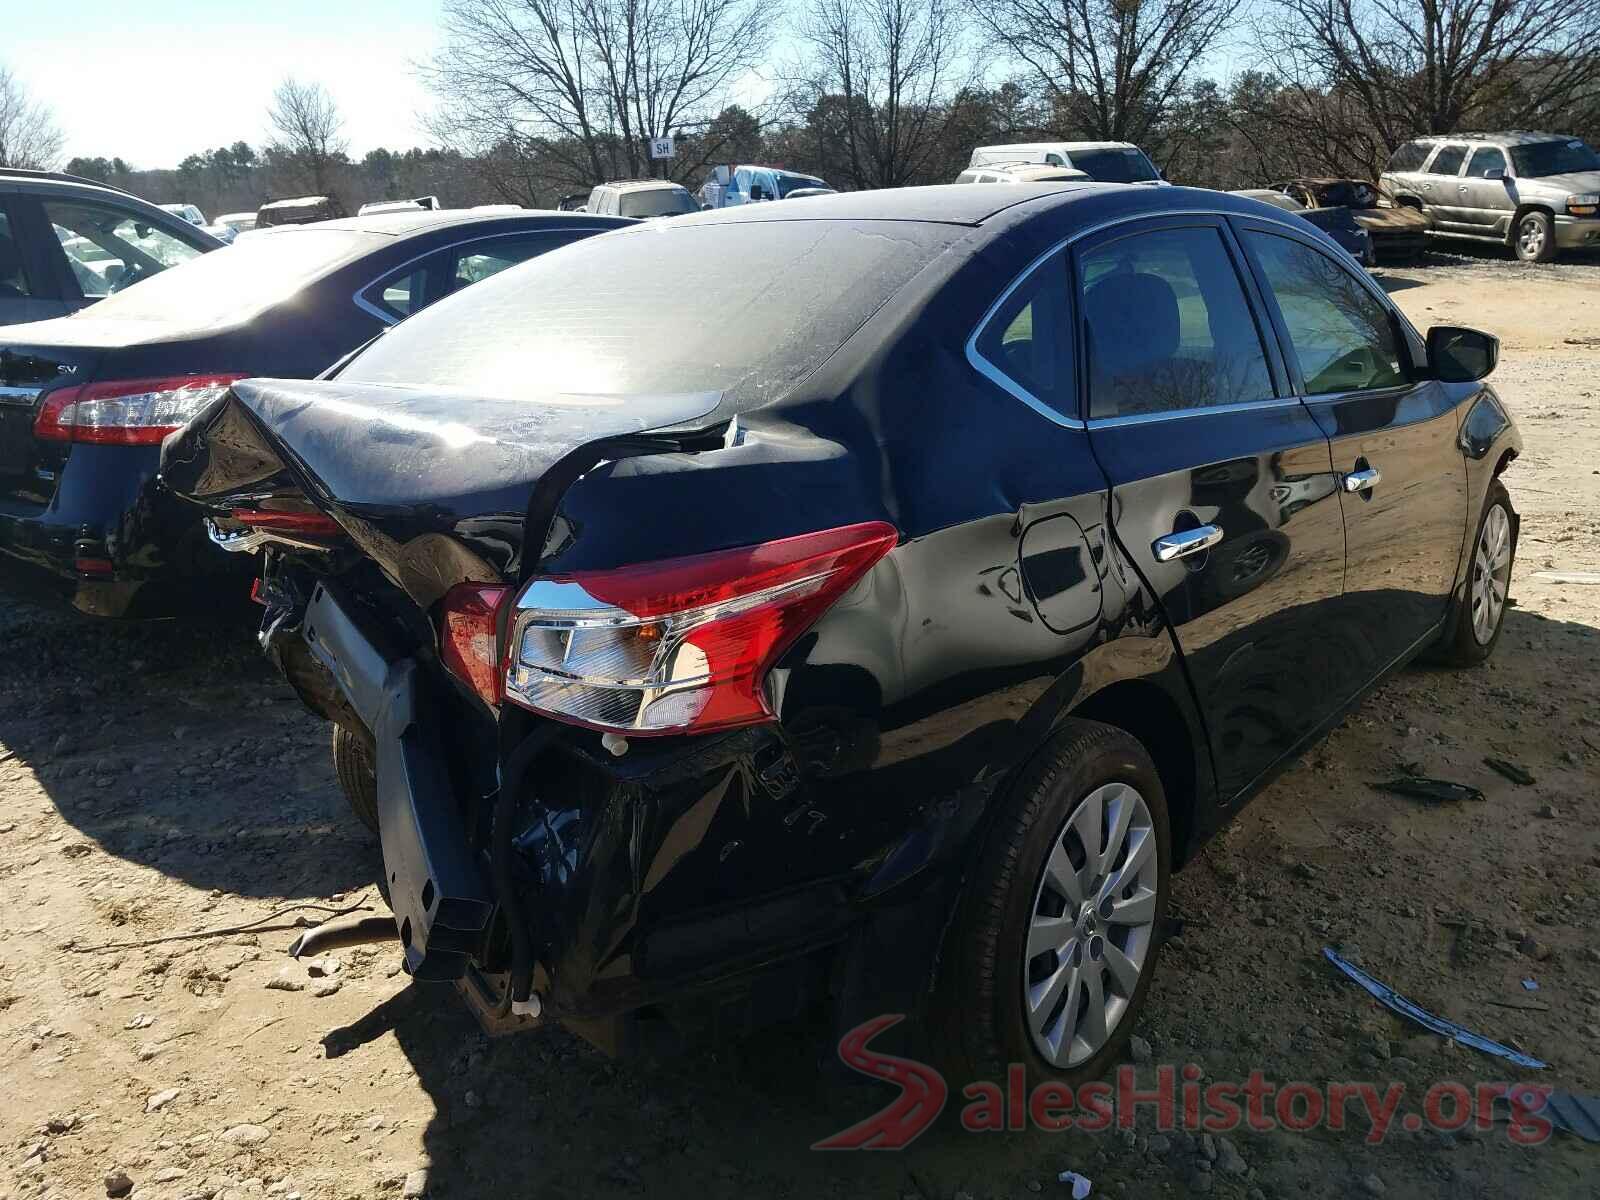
left=1085, top=271, right=1184, bottom=415
left=0, top=233, right=25, bottom=297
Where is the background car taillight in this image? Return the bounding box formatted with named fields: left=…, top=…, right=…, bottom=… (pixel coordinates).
left=33, top=374, right=245, bottom=445
left=441, top=583, right=512, bottom=707
left=502, top=522, right=897, bottom=734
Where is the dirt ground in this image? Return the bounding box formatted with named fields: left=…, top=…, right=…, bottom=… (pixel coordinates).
left=3, top=243, right=1599, bottom=1200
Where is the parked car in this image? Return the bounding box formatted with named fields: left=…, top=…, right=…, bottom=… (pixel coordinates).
left=161, top=203, right=207, bottom=226
left=0, top=209, right=628, bottom=618
left=697, top=165, right=831, bottom=208
left=583, top=180, right=698, bottom=219
left=1381, top=131, right=1600, bottom=261
left=782, top=187, right=837, bottom=199
left=161, top=185, right=1520, bottom=1080
left=1227, top=190, right=1374, bottom=264
left=956, top=165, right=1092, bottom=184
left=969, top=142, right=1165, bottom=184
left=0, top=169, right=222, bottom=325
left=256, top=194, right=348, bottom=228
left=1273, top=178, right=1429, bottom=261
left=204, top=211, right=258, bottom=244
left=358, top=196, right=442, bottom=216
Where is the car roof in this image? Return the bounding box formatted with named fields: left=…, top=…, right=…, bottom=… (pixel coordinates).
left=258, top=209, right=623, bottom=237
left=0, top=167, right=141, bottom=199
left=980, top=141, right=1138, bottom=153
left=678, top=182, right=1112, bottom=227
left=1408, top=131, right=1577, bottom=147
left=601, top=180, right=690, bottom=193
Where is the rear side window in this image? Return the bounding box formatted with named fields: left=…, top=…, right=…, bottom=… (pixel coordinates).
left=1386, top=142, right=1431, bottom=173
left=0, top=207, right=34, bottom=297
left=1243, top=231, right=1406, bottom=395
left=1078, top=226, right=1274, bottom=419
left=447, top=233, right=582, bottom=293
left=43, top=200, right=205, bottom=298
left=1427, top=144, right=1468, bottom=176
left=973, top=251, right=1074, bottom=418
left=341, top=220, right=959, bottom=403
left=1466, top=146, right=1507, bottom=178
left=365, top=266, right=427, bottom=319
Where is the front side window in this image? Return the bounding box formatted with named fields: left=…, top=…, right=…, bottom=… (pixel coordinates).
left=1244, top=231, right=1406, bottom=396
left=1467, top=147, right=1507, bottom=178
left=1079, top=225, right=1273, bottom=419
left=1426, top=144, right=1468, bottom=176
left=973, top=251, right=1073, bottom=417
left=0, top=208, right=34, bottom=297
left=44, top=200, right=205, bottom=298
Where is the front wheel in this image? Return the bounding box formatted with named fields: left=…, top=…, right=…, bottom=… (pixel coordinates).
left=1437, top=480, right=1516, bottom=666
left=932, top=720, right=1170, bottom=1088
left=1514, top=212, right=1556, bottom=263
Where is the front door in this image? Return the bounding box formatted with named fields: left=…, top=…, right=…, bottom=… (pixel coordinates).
left=1236, top=220, right=1467, bottom=687
left=1418, top=143, right=1470, bottom=230
left=1077, top=216, right=1348, bottom=802
left=1459, top=146, right=1514, bottom=237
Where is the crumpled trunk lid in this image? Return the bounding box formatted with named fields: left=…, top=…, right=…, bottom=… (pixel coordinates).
left=160, top=377, right=721, bottom=583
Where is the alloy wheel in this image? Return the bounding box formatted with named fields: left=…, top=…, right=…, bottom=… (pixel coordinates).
left=1518, top=218, right=1545, bottom=259
left=1023, top=781, right=1159, bottom=1067
left=1471, top=503, right=1512, bottom=644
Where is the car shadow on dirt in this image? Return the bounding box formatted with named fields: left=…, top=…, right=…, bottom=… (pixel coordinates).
left=0, top=596, right=382, bottom=900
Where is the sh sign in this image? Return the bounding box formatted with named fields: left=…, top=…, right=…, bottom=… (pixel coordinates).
left=649, top=136, right=675, bottom=160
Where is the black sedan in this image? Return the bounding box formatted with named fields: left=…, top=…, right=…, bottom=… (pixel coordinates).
left=0, top=209, right=628, bottom=617
left=163, top=184, right=1520, bottom=1086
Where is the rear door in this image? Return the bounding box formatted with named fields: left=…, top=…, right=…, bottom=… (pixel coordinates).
left=1078, top=215, right=1348, bottom=802
left=1235, top=219, right=1466, bottom=687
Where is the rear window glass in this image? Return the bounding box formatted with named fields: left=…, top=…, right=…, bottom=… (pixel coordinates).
left=1068, top=149, right=1160, bottom=183
left=619, top=189, right=698, bottom=218
left=340, top=221, right=957, bottom=402
left=1386, top=142, right=1431, bottom=172
left=78, top=229, right=376, bottom=323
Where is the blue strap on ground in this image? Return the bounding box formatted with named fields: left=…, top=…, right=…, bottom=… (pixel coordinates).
left=1322, top=946, right=1548, bottom=1070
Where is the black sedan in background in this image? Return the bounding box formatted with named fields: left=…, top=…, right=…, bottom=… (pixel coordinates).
left=163, top=184, right=1520, bottom=1084
left=0, top=209, right=629, bottom=617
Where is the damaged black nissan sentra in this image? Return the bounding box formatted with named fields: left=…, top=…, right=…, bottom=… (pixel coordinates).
left=160, top=184, right=1520, bottom=1083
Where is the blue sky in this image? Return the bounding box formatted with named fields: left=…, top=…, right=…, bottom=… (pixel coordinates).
left=9, top=0, right=446, bottom=169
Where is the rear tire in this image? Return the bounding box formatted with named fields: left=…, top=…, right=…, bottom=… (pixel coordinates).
left=1514, top=211, right=1556, bottom=263
left=1436, top=480, right=1516, bottom=666
left=332, top=725, right=379, bottom=834
left=931, top=719, right=1170, bottom=1089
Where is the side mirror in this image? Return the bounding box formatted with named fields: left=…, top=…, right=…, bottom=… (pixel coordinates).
left=1428, top=325, right=1498, bottom=382
left=1485, top=167, right=1506, bottom=181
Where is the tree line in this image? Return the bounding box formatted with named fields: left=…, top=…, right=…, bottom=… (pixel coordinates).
left=3, top=0, right=1599, bottom=215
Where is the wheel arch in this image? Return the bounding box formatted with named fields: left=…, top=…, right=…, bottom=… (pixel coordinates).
left=1508, top=203, right=1556, bottom=243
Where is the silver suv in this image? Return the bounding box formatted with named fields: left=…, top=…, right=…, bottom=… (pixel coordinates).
left=1380, top=131, right=1600, bottom=262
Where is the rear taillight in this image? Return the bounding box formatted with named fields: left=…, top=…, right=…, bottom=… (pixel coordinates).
left=229, top=508, right=343, bottom=537
left=33, top=374, right=245, bottom=445
left=441, top=583, right=512, bottom=707
left=501, top=522, right=897, bottom=735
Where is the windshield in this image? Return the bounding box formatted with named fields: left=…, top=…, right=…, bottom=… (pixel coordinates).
left=75, top=228, right=376, bottom=323
left=340, top=219, right=958, bottom=404
left=620, top=189, right=698, bottom=218
left=776, top=173, right=827, bottom=197
left=1068, top=148, right=1160, bottom=183
left=1510, top=139, right=1600, bottom=177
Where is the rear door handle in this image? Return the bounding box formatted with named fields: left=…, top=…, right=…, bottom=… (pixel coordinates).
left=1344, top=467, right=1382, bottom=492
left=1153, top=524, right=1224, bottom=562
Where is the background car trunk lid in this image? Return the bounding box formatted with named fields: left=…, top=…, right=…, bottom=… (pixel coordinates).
left=0, top=340, right=103, bottom=504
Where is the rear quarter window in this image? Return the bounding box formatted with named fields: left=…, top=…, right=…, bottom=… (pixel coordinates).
left=1386, top=142, right=1431, bottom=173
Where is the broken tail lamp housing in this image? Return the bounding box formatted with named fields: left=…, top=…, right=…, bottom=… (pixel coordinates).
left=498, top=522, right=898, bottom=734
left=34, top=375, right=245, bottom=445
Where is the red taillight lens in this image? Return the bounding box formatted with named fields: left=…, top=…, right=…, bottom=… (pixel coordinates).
left=440, top=583, right=512, bottom=707
left=34, top=374, right=246, bottom=445
left=502, top=521, right=898, bottom=735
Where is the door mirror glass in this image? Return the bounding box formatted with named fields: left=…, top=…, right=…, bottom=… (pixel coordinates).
left=1427, top=326, right=1497, bottom=382
left=1483, top=167, right=1506, bottom=181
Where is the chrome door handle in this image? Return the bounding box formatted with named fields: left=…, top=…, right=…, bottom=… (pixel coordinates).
left=1153, top=524, right=1224, bottom=562
left=1344, top=467, right=1382, bottom=492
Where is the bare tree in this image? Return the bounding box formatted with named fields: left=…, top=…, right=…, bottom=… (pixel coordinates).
left=266, top=77, right=348, bottom=196
left=1261, top=0, right=1600, bottom=170
left=424, top=0, right=772, bottom=191
left=975, top=0, right=1244, bottom=146
left=0, top=64, right=64, bottom=170
left=789, top=0, right=970, bottom=188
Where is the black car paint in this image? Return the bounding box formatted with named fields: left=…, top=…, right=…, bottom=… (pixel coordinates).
left=160, top=184, right=1521, bottom=1046
left=0, top=214, right=630, bottom=617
